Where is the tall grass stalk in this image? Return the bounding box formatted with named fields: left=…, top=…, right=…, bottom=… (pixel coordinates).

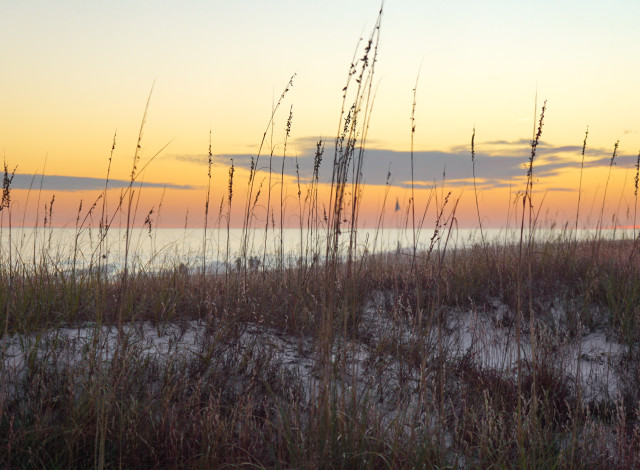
left=326, top=9, right=381, bottom=267
left=516, top=99, right=546, bottom=453
left=44, top=194, right=55, bottom=252
left=575, top=127, right=589, bottom=236
left=372, top=167, right=392, bottom=254
left=241, top=74, right=295, bottom=272
left=98, top=133, right=116, bottom=275
left=346, top=31, right=381, bottom=271
left=319, top=5, right=383, bottom=445
left=409, top=72, right=419, bottom=272
left=295, top=155, right=303, bottom=269
left=263, top=98, right=276, bottom=270
left=612, top=168, right=629, bottom=240
left=17, top=172, right=36, bottom=253
left=471, top=127, right=489, bottom=266
left=305, top=139, right=324, bottom=263
left=226, top=159, right=234, bottom=285
left=123, top=87, right=154, bottom=290
left=0, top=163, right=16, bottom=421
left=203, top=129, right=213, bottom=276
left=72, top=196, right=101, bottom=279
left=32, top=155, right=47, bottom=271
left=597, top=140, right=619, bottom=241
left=113, top=86, right=172, bottom=333
left=633, top=149, right=640, bottom=248
left=0, top=163, right=16, bottom=269
left=279, top=105, right=293, bottom=271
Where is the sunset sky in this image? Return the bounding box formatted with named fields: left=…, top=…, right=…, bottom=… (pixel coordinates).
left=2, top=0, right=639, bottom=228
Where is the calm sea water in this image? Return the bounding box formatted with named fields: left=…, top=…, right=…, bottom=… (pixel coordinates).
left=0, top=226, right=635, bottom=274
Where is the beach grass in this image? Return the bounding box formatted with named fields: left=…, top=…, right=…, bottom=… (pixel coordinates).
left=2, top=6, right=640, bottom=469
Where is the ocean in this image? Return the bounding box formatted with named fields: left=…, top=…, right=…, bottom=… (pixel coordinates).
left=0, top=226, right=634, bottom=275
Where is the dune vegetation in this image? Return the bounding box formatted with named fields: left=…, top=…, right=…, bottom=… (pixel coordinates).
left=2, top=7, right=640, bottom=469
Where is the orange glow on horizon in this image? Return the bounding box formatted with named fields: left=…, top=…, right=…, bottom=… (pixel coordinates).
left=5, top=156, right=637, bottom=232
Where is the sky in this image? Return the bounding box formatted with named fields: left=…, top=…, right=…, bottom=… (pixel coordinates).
left=1, top=0, right=639, bottom=229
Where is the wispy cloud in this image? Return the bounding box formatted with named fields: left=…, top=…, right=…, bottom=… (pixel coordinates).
left=10, top=173, right=197, bottom=192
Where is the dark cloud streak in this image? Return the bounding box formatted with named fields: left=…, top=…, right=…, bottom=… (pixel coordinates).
left=169, top=141, right=640, bottom=192
left=10, top=174, right=197, bottom=192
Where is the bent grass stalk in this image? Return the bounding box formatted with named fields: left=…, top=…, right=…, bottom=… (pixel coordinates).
left=263, top=98, right=276, bottom=271
left=112, top=86, right=172, bottom=335
left=123, top=87, right=154, bottom=288
left=241, top=74, right=296, bottom=272
left=596, top=140, right=619, bottom=244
